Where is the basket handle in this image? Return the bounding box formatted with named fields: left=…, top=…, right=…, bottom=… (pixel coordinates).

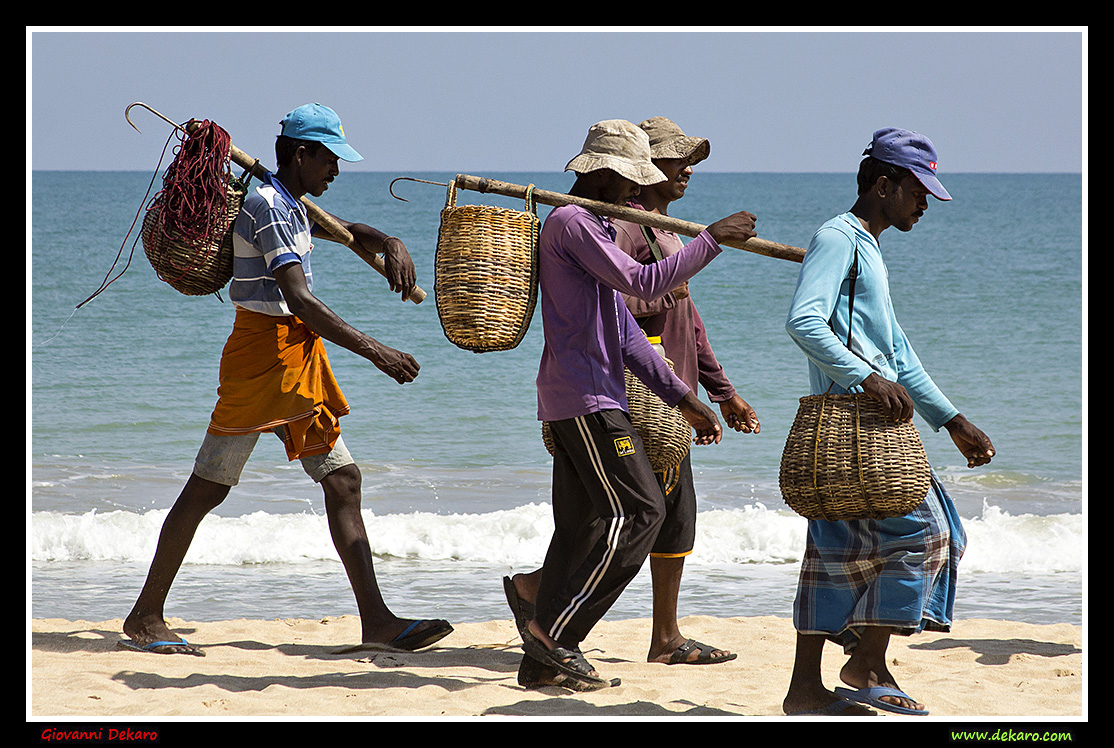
left=444, top=178, right=458, bottom=210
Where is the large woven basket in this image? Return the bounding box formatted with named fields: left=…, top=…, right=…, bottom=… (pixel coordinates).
left=779, top=393, right=931, bottom=521
left=141, top=177, right=246, bottom=296
left=542, top=359, right=692, bottom=473
left=434, top=179, right=540, bottom=352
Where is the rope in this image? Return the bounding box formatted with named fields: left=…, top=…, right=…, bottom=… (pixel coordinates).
left=154, top=119, right=232, bottom=248
left=146, top=119, right=234, bottom=285
left=76, top=125, right=178, bottom=309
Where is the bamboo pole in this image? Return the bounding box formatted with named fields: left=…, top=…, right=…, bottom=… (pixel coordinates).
left=221, top=138, right=427, bottom=304
left=452, top=174, right=807, bottom=263
left=125, top=104, right=426, bottom=304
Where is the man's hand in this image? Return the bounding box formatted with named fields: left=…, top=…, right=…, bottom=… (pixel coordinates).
left=719, top=395, right=760, bottom=434
left=379, top=236, right=417, bottom=301
left=859, top=372, right=914, bottom=422
left=677, top=391, right=722, bottom=446
left=944, top=414, right=995, bottom=468
left=364, top=340, right=421, bottom=385
left=706, top=211, right=757, bottom=245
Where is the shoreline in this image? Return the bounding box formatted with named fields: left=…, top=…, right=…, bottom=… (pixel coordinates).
left=30, top=614, right=1084, bottom=720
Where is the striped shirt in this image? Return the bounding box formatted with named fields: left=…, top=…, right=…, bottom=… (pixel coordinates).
left=229, top=173, right=314, bottom=316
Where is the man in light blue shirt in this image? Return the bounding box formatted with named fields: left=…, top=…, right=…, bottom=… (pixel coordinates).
left=781, top=128, right=994, bottom=716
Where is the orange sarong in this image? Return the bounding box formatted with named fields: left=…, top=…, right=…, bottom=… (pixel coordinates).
left=207, top=308, right=350, bottom=460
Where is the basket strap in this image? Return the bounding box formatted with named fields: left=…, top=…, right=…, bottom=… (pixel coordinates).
left=524, top=183, right=537, bottom=215
left=444, top=179, right=458, bottom=209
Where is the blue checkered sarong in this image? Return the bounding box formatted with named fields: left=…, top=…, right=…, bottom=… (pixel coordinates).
left=792, top=469, right=966, bottom=650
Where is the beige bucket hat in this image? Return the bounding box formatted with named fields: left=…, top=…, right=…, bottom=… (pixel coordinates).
left=564, top=120, right=667, bottom=186
left=639, top=117, right=710, bottom=165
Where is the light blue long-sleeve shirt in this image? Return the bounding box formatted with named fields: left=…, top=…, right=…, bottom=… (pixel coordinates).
left=785, top=212, right=958, bottom=431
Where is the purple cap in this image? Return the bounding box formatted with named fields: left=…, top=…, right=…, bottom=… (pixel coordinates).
left=863, top=127, right=951, bottom=201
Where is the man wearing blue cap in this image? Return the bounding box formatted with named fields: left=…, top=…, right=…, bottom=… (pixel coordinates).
left=780, top=128, right=995, bottom=716
left=121, top=104, right=452, bottom=656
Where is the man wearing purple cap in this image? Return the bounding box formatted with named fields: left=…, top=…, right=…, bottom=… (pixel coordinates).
left=781, top=128, right=995, bottom=716
left=121, top=104, right=453, bottom=657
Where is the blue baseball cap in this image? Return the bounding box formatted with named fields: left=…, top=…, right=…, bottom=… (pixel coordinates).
left=863, top=127, right=951, bottom=201
left=280, top=103, right=363, bottom=162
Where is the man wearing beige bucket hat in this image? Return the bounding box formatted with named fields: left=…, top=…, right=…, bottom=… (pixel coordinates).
left=504, top=119, right=759, bottom=690
left=611, top=117, right=762, bottom=666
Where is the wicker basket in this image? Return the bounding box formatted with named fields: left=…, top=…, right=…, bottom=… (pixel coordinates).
left=778, top=393, right=931, bottom=521
left=434, top=179, right=540, bottom=352
left=542, top=359, right=692, bottom=473
left=141, top=177, right=246, bottom=296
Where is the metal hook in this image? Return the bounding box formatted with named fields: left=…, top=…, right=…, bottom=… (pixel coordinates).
left=388, top=176, right=449, bottom=202
left=125, top=102, right=188, bottom=135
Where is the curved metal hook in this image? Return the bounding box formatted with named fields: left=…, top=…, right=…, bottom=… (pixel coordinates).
left=125, top=102, right=188, bottom=135
left=388, top=176, right=449, bottom=202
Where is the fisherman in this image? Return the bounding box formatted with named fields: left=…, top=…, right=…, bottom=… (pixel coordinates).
left=504, top=117, right=759, bottom=669
left=781, top=128, right=994, bottom=715
left=507, top=119, right=758, bottom=689
left=121, top=103, right=452, bottom=656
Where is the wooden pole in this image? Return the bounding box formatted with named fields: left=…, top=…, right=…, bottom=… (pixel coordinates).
left=453, top=174, right=806, bottom=263
left=222, top=139, right=427, bottom=303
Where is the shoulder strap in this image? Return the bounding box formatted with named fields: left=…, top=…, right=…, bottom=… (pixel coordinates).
left=640, top=225, right=664, bottom=262
left=845, top=246, right=859, bottom=349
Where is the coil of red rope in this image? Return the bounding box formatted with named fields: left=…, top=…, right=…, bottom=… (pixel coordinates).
left=154, top=119, right=233, bottom=247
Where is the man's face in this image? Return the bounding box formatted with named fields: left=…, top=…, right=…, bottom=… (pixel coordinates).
left=884, top=174, right=931, bottom=232
left=598, top=170, right=641, bottom=206
left=647, top=157, right=693, bottom=203
left=298, top=145, right=341, bottom=198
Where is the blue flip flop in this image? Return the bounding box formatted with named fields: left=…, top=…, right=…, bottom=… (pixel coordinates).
left=834, top=686, right=928, bottom=716
left=117, top=637, right=205, bottom=656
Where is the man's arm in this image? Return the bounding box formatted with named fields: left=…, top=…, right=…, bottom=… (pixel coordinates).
left=312, top=212, right=417, bottom=301
left=273, top=262, right=420, bottom=385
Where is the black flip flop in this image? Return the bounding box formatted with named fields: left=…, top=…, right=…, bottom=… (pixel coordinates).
left=502, top=576, right=534, bottom=637
left=666, top=638, right=738, bottom=665
left=520, top=629, right=609, bottom=688
left=518, top=654, right=619, bottom=691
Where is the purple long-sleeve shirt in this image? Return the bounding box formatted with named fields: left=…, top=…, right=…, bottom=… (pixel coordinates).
left=535, top=204, right=723, bottom=422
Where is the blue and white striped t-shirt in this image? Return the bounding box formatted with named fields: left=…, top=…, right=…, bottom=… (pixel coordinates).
left=229, top=173, right=314, bottom=316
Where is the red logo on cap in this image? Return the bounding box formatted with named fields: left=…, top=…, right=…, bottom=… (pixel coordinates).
left=929, top=161, right=937, bottom=171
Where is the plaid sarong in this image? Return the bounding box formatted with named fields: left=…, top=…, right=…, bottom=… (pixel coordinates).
left=792, top=469, right=965, bottom=650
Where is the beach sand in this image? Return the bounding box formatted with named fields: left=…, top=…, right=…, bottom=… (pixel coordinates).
left=30, top=615, right=1083, bottom=721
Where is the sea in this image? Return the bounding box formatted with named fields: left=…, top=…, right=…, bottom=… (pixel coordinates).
left=28, top=170, right=1085, bottom=629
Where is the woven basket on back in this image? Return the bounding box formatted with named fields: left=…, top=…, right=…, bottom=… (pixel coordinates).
left=434, top=179, right=540, bottom=352
left=778, top=392, right=931, bottom=521
left=141, top=177, right=246, bottom=296
left=542, top=359, right=692, bottom=473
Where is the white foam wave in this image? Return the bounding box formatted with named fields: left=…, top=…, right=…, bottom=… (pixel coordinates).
left=29, top=501, right=1083, bottom=575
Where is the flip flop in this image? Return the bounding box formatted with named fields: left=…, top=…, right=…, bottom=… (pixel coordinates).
left=116, top=637, right=205, bottom=656
left=390, top=619, right=454, bottom=651
left=502, top=576, right=534, bottom=637
left=520, top=629, right=609, bottom=688
left=333, top=619, right=454, bottom=654
left=665, top=638, right=738, bottom=665
left=834, top=686, right=928, bottom=716
left=517, top=654, right=620, bottom=692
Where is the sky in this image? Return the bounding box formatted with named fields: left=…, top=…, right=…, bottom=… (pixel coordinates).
left=28, top=27, right=1086, bottom=175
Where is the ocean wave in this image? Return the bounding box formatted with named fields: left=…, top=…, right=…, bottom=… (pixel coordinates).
left=29, top=501, right=1083, bottom=575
